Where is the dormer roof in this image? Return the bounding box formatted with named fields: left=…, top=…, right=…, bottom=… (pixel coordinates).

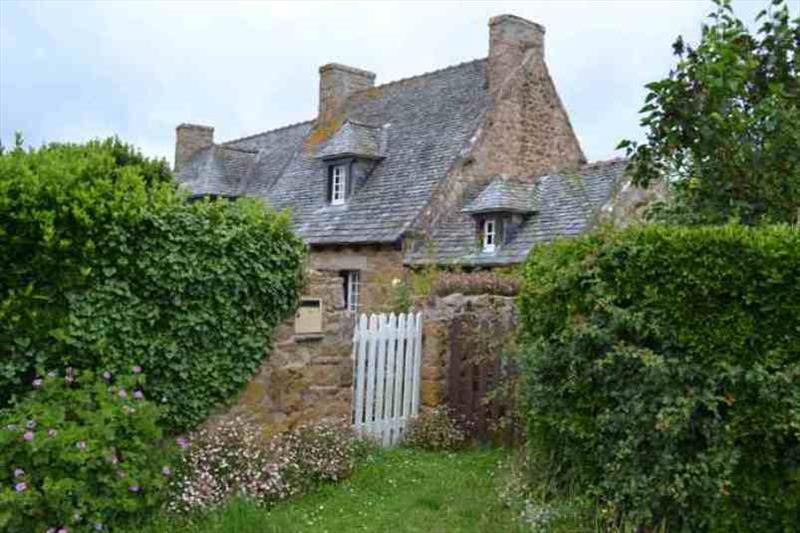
left=462, top=177, right=538, bottom=215
left=315, top=119, right=384, bottom=161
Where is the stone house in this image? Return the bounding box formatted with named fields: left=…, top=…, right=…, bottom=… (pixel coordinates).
left=173, top=14, right=634, bottom=431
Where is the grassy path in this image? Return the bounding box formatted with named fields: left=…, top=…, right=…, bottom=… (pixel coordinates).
left=142, top=448, right=525, bottom=533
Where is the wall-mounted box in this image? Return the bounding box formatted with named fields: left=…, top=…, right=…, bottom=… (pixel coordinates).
left=295, top=298, right=323, bottom=335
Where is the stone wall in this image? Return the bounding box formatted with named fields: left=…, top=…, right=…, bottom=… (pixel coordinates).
left=418, top=292, right=518, bottom=411
left=221, top=244, right=406, bottom=436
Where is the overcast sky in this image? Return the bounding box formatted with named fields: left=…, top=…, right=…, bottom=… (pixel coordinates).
left=0, top=0, right=790, bottom=166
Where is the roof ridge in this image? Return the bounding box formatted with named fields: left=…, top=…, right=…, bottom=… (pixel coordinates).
left=222, top=119, right=314, bottom=146
left=362, top=57, right=487, bottom=94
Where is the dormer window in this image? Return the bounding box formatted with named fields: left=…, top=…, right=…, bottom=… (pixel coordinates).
left=482, top=218, right=497, bottom=253
left=331, top=164, right=347, bottom=205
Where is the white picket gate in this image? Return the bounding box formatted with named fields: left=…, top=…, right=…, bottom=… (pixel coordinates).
left=352, top=312, right=423, bottom=447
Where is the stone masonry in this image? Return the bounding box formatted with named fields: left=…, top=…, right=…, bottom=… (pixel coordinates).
left=223, top=245, right=406, bottom=436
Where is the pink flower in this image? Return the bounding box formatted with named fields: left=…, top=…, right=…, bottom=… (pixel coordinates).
left=13, top=468, right=24, bottom=477
left=57, top=528, right=69, bottom=533
left=76, top=441, right=87, bottom=450
left=102, top=371, right=112, bottom=380
left=118, top=388, right=127, bottom=399
left=162, top=466, right=172, bottom=476
left=133, top=390, right=144, bottom=400
left=132, top=365, right=142, bottom=374
left=109, top=454, right=119, bottom=465
left=14, top=481, right=26, bottom=492
left=23, top=431, right=34, bottom=441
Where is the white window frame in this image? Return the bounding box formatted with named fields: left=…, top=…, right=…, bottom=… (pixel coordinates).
left=331, top=165, right=347, bottom=205
left=345, top=270, right=360, bottom=313
left=483, top=218, right=496, bottom=253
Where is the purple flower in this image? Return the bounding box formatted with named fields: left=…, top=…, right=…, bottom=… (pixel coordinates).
left=176, top=437, right=189, bottom=449
left=33, top=378, right=43, bottom=388
left=128, top=484, right=140, bottom=492
left=133, top=390, right=144, bottom=400
left=132, top=365, right=142, bottom=374
left=23, top=431, right=34, bottom=441
left=57, top=528, right=69, bottom=533
left=13, top=468, right=24, bottom=477
left=48, top=428, right=57, bottom=438
left=76, top=441, right=87, bottom=450
left=102, top=371, right=112, bottom=380
left=14, top=482, right=26, bottom=492
left=94, top=523, right=104, bottom=531
left=118, top=388, right=127, bottom=399
left=162, top=466, right=172, bottom=477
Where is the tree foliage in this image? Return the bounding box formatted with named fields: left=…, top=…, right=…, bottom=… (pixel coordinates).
left=0, top=138, right=307, bottom=430
left=518, top=224, right=800, bottom=531
left=619, top=0, right=800, bottom=225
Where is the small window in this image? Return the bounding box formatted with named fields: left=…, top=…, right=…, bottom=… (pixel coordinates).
left=331, top=165, right=347, bottom=205
left=341, top=270, right=360, bottom=313
left=483, top=218, right=496, bottom=253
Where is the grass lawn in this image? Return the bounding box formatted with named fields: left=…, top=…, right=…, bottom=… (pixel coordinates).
left=137, top=447, right=526, bottom=533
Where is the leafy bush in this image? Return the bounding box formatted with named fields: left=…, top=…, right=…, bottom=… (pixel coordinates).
left=403, top=407, right=470, bottom=451
left=168, top=418, right=371, bottom=513
left=518, top=224, right=800, bottom=531
left=0, top=138, right=306, bottom=430
left=0, top=367, right=175, bottom=532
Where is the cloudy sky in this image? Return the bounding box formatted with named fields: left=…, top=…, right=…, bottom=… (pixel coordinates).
left=0, top=0, right=789, bottom=166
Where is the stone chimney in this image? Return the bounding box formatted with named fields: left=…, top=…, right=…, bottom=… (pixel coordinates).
left=469, top=14, right=585, bottom=179
left=488, top=14, right=545, bottom=92
left=175, top=123, right=214, bottom=172
left=318, top=63, right=376, bottom=123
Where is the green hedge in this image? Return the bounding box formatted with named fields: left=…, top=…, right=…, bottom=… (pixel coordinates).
left=518, top=224, right=800, bottom=531
left=0, top=139, right=306, bottom=430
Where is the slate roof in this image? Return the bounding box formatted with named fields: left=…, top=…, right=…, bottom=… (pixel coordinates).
left=176, top=59, right=489, bottom=245
left=404, top=159, right=628, bottom=266
left=315, top=120, right=383, bottom=160
left=462, top=178, right=538, bottom=214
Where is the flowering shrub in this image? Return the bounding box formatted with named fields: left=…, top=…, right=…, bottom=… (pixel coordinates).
left=168, top=418, right=371, bottom=513
left=0, top=367, right=175, bottom=532
left=167, top=416, right=269, bottom=513
left=403, top=407, right=470, bottom=451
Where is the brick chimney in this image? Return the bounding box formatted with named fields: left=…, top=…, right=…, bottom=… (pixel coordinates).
left=175, top=123, right=214, bottom=172
left=318, top=63, right=376, bottom=123
left=488, top=14, right=545, bottom=92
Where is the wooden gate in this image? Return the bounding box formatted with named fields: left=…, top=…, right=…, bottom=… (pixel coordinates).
left=352, top=312, right=422, bottom=446
left=448, top=315, right=516, bottom=442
